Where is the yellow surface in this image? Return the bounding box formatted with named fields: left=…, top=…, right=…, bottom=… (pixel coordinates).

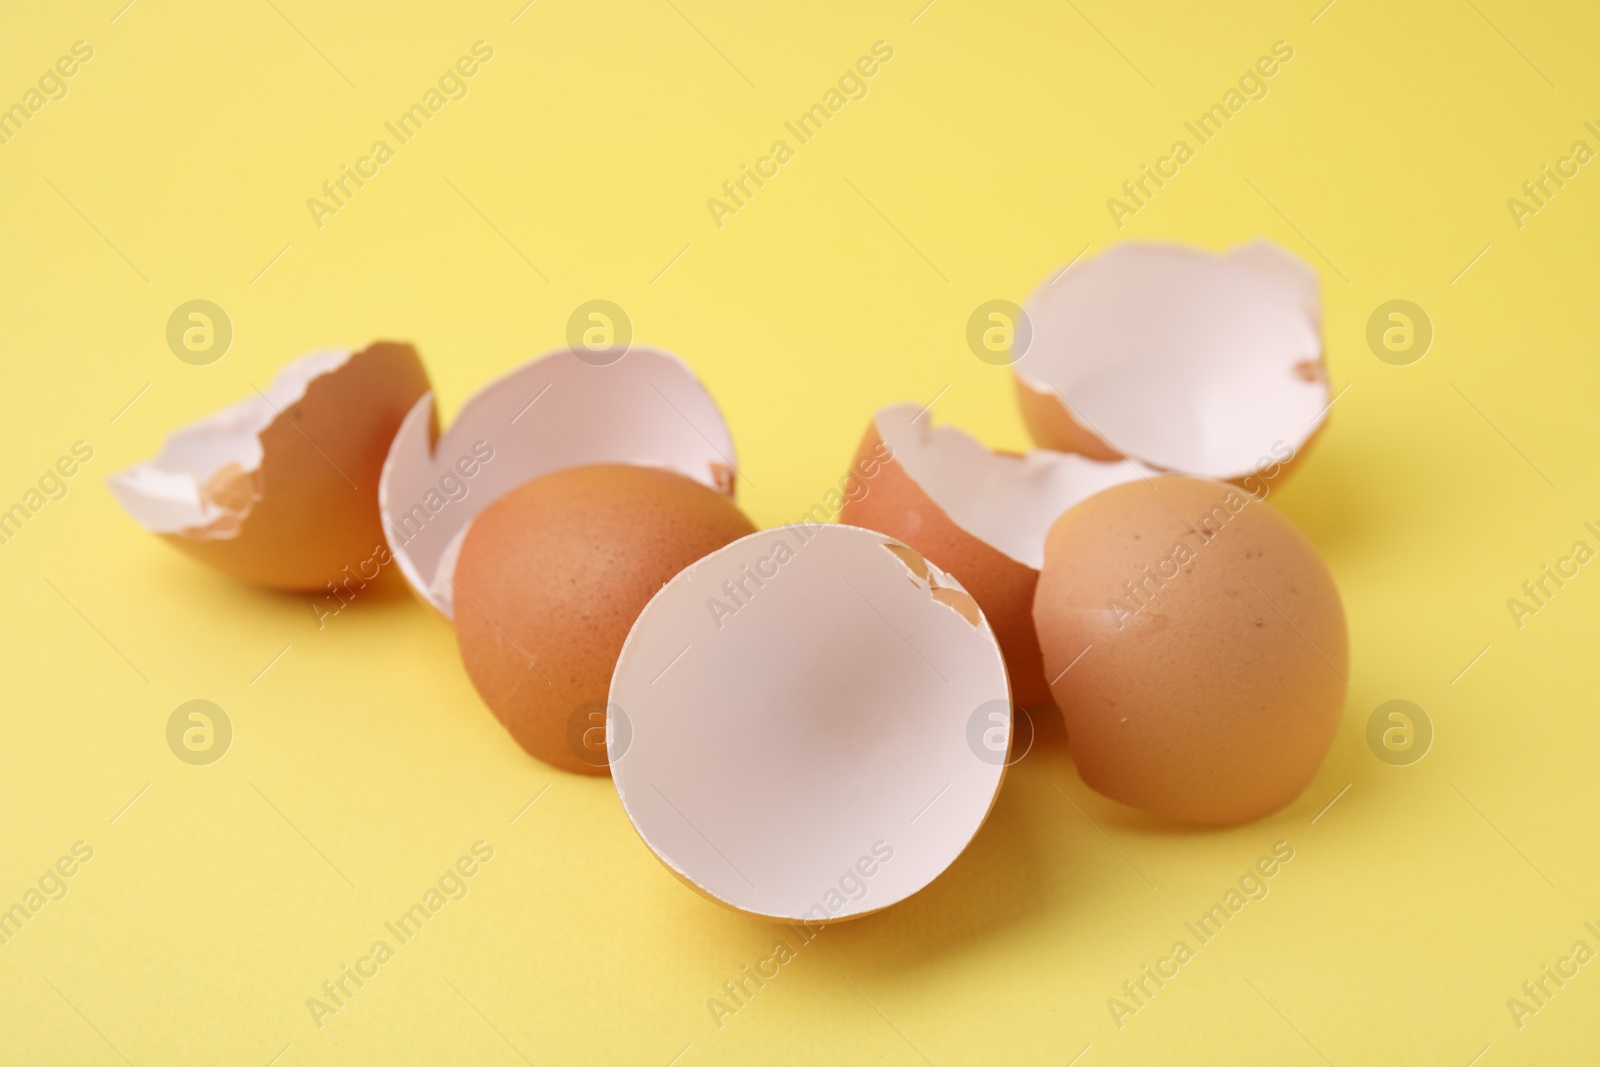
left=2, top=1, right=1597, bottom=1063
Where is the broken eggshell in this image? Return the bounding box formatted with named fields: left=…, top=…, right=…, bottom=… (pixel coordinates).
left=608, top=523, right=1011, bottom=922
left=839, top=403, right=1157, bottom=707
left=1014, top=240, right=1328, bottom=483
left=108, top=342, right=431, bottom=591
left=378, top=347, right=739, bottom=618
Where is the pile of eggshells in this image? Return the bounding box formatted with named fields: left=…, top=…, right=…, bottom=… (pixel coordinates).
left=111, top=241, right=1347, bottom=924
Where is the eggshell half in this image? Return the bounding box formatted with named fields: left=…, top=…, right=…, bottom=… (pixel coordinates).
left=1015, top=241, right=1328, bottom=483
left=108, top=342, right=430, bottom=591
left=839, top=404, right=1157, bottom=708
left=609, top=523, right=1011, bottom=922
left=380, top=347, right=737, bottom=618
left=1033, top=477, right=1348, bottom=824
left=451, top=464, right=756, bottom=775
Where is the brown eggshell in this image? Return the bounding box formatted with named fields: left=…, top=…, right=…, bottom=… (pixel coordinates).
left=1013, top=375, right=1120, bottom=462
left=1018, top=372, right=1327, bottom=494
left=108, top=342, right=432, bottom=591
left=840, top=425, right=1052, bottom=707
left=1015, top=241, right=1330, bottom=484
left=1033, top=476, right=1348, bottom=824
left=378, top=347, right=739, bottom=619
left=451, top=463, right=756, bottom=775
left=608, top=524, right=1011, bottom=921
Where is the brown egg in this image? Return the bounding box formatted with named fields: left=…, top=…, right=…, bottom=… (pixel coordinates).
left=1033, top=476, right=1347, bottom=824
left=109, top=341, right=431, bottom=591
left=451, top=463, right=756, bottom=775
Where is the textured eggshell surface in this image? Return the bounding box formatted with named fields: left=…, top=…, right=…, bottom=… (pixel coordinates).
left=839, top=404, right=1155, bottom=708
left=107, top=341, right=431, bottom=591
left=451, top=464, right=756, bottom=776
left=1015, top=241, right=1328, bottom=482
left=380, top=347, right=738, bottom=618
left=609, top=524, right=1011, bottom=921
left=1033, top=477, right=1348, bottom=825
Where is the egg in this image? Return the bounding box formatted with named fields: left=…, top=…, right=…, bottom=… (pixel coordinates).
left=451, top=464, right=756, bottom=775
left=840, top=403, right=1155, bottom=707
left=1033, top=476, right=1347, bottom=824
left=108, top=342, right=431, bottom=591
left=609, top=523, right=1010, bottom=920
left=1014, top=241, right=1329, bottom=486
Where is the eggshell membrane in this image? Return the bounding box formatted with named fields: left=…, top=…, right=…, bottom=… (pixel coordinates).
left=839, top=404, right=1157, bottom=708
left=1015, top=240, right=1329, bottom=482
left=107, top=342, right=430, bottom=591
left=451, top=464, right=756, bottom=776
left=380, top=347, right=737, bottom=618
left=609, top=523, right=1011, bottom=922
left=1033, top=477, right=1348, bottom=825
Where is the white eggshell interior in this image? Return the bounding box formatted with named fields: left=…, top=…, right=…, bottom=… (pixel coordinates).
left=609, top=523, right=1010, bottom=922
left=380, top=347, right=738, bottom=618
left=107, top=349, right=353, bottom=535
left=1015, top=240, right=1327, bottom=480
left=876, top=404, right=1158, bottom=570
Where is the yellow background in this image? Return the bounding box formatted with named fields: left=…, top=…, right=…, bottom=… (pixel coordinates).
left=2, top=0, right=1597, bottom=1063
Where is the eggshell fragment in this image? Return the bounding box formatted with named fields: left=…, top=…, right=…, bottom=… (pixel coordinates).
left=452, top=464, right=756, bottom=775
left=1033, top=477, right=1348, bottom=824
left=839, top=404, right=1157, bottom=708
left=108, top=342, right=430, bottom=590
left=609, top=523, right=1011, bottom=921
left=1015, top=241, right=1328, bottom=482
left=380, top=347, right=737, bottom=618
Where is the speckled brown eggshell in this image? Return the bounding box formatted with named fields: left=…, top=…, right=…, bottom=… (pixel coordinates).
left=451, top=463, right=756, bottom=776
left=1033, top=476, right=1348, bottom=824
